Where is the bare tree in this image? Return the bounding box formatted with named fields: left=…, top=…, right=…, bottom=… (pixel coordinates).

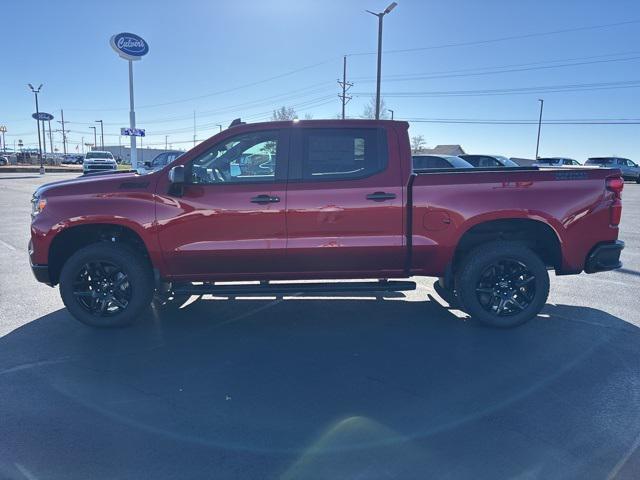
left=271, top=106, right=297, bottom=121
left=361, top=96, right=390, bottom=119
left=411, top=135, right=426, bottom=153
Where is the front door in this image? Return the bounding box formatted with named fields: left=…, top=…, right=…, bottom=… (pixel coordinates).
left=156, top=128, right=289, bottom=279
left=284, top=126, right=405, bottom=276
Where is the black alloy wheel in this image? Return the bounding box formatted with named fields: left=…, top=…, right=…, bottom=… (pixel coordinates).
left=475, top=259, right=536, bottom=316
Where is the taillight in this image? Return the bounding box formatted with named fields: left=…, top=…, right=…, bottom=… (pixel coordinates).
left=606, top=176, right=624, bottom=199
left=606, top=175, right=623, bottom=226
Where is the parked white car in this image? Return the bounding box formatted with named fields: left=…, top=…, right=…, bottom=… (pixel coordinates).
left=532, top=157, right=582, bottom=167
left=83, top=151, right=117, bottom=174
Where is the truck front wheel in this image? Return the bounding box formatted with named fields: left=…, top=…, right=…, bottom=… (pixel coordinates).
left=59, top=243, right=154, bottom=327
left=455, top=241, right=549, bottom=328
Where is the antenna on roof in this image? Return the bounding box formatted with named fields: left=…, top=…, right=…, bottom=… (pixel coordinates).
left=229, top=118, right=245, bottom=128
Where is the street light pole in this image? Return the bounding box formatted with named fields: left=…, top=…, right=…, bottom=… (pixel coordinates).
left=165, top=135, right=168, bottom=150
left=90, top=126, right=97, bottom=150
left=95, top=120, right=104, bottom=149
left=28, top=84, right=44, bottom=174
left=216, top=124, right=223, bottom=133
left=388, top=109, right=394, bottom=120
left=535, top=98, right=544, bottom=159
left=366, top=2, right=397, bottom=120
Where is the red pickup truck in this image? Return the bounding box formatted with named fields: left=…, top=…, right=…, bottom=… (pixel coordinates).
left=29, top=119, right=624, bottom=328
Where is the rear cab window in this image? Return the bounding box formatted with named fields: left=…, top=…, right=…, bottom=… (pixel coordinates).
left=297, top=128, right=387, bottom=181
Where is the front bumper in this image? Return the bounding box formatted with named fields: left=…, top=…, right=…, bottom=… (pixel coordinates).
left=585, top=240, right=624, bottom=273
left=31, top=261, right=53, bottom=286
left=83, top=163, right=117, bottom=173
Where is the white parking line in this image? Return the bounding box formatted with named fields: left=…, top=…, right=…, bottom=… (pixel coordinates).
left=0, top=239, right=17, bottom=251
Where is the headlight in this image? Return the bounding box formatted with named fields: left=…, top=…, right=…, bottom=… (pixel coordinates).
left=31, top=195, right=47, bottom=216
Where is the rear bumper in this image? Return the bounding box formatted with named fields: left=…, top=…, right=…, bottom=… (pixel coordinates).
left=585, top=240, right=624, bottom=273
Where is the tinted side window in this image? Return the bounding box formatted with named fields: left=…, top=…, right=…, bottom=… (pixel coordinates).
left=190, top=130, right=279, bottom=184
left=463, top=156, right=499, bottom=167
left=301, top=128, right=385, bottom=181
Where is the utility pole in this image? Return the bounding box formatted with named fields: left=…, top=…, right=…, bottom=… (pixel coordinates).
left=0, top=126, right=6, bottom=154
left=338, top=55, right=353, bottom=119
left=95, top=120, right=104, bottom=149
left=48, top=120, right=53, bottom=154
left=366, top=2, right=397, bottom=120
left=28, top=84, right=44, bottom=174
left=58, top=109, right=67, bottom=154
left=165, top=135, right=168, bottom=150
left=535, top=98, right=544, bottom=159
left=193, top=111, right=196, bottom=147
left=90, top=126, right=97, bottom=150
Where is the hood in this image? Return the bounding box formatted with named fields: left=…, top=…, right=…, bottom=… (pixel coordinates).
left=34, top=171, right=146, bottom=197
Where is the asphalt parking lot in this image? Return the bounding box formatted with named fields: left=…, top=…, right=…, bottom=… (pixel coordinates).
left=0, top=172, right=639, bottom=479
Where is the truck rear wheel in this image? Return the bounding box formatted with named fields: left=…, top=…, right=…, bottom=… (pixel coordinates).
left=455, top=241, right=549, bottom=328
left=59, top=243, right=154, bottom=327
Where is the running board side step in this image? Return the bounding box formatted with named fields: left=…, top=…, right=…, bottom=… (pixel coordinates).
left=173, top=280, right=416, bottom=296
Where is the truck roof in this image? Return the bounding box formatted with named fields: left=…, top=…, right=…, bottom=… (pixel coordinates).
left=225, top=118, right=410, bottom=130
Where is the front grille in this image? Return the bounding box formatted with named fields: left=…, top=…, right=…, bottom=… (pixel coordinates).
left=85, top=164, right=116, bottom=171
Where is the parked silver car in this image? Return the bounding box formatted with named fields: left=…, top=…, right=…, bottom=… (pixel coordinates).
left=141, top=150, right=183, bottom=173
left=533, top=157, right=582, bottom=167
left=585, top=157, right=640, bottom=183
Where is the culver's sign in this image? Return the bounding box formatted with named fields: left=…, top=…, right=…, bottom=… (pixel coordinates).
left=110, top=32, right=149, bottom=61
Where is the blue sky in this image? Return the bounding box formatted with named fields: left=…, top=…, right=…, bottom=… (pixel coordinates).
left=1, top=0, right=639, bottom=160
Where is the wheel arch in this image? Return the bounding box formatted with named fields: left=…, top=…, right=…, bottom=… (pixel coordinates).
left=453, top=217, right=564, bottom=272
left=48, top=222, right=153, bottom=285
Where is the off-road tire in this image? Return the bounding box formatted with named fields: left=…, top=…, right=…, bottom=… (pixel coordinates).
left=59, top=243, right=154, bottom=327
left=455, top=241, right=550, bottom=328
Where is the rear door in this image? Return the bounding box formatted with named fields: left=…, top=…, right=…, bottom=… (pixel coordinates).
left=285, top=126, right=405, bottom=275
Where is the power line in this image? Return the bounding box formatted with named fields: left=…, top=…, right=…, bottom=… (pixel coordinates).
left=348, top=19, right=640, bottom=56
left=351, top=52, right=640, bottom=83
left=354, top=79, right=640, bottom=98
left=64, top=58, right=339, bottom=112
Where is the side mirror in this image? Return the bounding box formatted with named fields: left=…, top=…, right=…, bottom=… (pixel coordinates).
left=168, top=165, right=185, bottom=196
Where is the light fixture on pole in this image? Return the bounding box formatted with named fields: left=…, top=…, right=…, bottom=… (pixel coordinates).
left=28, top=83, right=45, bottom=174
left=535, top=98, right=544, bottom=159
left=366, top=2, right=397, bottom=120
left=95, top=120, right=104, bottom=149
left=388, top=109, right=394, bottom=120
left=90, top=126, right=97, bottom=150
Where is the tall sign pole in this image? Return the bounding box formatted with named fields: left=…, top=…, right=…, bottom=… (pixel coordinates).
left=110, top=32, right=149, bottom=170
left=128, top=60, right=137, bottom=167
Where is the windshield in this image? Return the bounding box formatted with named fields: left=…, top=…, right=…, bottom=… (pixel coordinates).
left=85, top=151, right=113, bottom=159
left=536, top=158, right=560, bottom=164
left=446, top=156, right=474, bottom=168
left=497, top=156, right=520, bottom=167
